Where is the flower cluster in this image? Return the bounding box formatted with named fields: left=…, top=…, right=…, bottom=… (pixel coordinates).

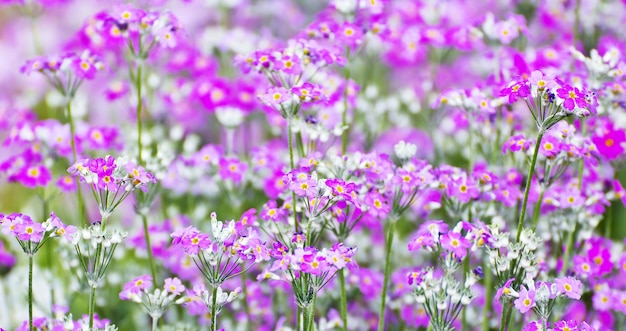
left=120, top=275, right=186, bottom=320
left=1, top=212, right=74, bottom=255
left=69, top=155, right=156, bottom=218
left=21, top=50, right=104, bottom=97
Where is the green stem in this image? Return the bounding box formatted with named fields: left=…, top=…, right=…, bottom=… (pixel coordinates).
left=136, top=64, right=144, bottom=165
left=307, top=296, right=317, bottom=331
left=481, top=265, right=493, bottom=331
left=152, top=315, right=159, bottom=331
left=89, top=241, right=103, bottom=329
left=561, top=223, right=577, bottom=276
left=141, top=213, right=158, bottom=286
left=241, top=272, right=252, bottom=331
left=605, top=201, right=613, bottom=239
left=28, top=255, right=33, bottom=331
left=88, top=284, right=96, bottom=329
left=377, top=218, right=397, bottom=331
left=339, top=269, right=348, bottom=331
left=297, top=306, right=302, bottom=331
left=573, top=0, right=581, bottom=47
left=499, top=304, right=511, bottom=331
left=287, top=117, right=299, bottom=231
left=211, top=285, right=218, bottom=331
left=531, top=188, right=544, bottom=231
left=516, top=131, right=544, bottom=242
left=67, top=101, right=87, bottom=225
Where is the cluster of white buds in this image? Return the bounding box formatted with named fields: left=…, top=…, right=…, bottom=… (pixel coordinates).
left=71, top=223, right=128, bottom=286
left=571, top=47, right=622, bottom=88
left=197, top=286, right=241, bottom=315
left=410, top=267, right=478, bottom=331
left=487, top=227, right=541, bottom=288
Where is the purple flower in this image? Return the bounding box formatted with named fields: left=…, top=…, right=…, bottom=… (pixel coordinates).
left=514, top=285, right=536, bottom=313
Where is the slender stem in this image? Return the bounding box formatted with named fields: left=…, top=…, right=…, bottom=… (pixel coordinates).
left=516, top=131, right=544, bottom=242
left=481, top=265, right=493, bottom=331
left=211, top=285, right=218, bottom=331
left=88, top=284, right=96, bottom=329
left=339, top=269, right=348, bottom=331
left=241, top=272, right=252, bottom=331
left=341, top=48, right=351, bottom=155
left=531, top=188, right=544, bottom=231
left=561, top=223, right=577, bottom=276
left=377, top=218, right=397, bottom=331
left=28, top=254, right=34, bottom=331
left=89, top=241, right=103, bottom=329
left=141, top=213, right=158, bottom=286
left=136, top=64, right=144, bottom=165
left=573, top=0, right=582, bottom=47
left=605, top=201, right=613, bottom=239
left=152, top=315, right=158, bottom=331
left=67, top=101, right=87, bottom=225
left=287, top=117, right=299, bottom=231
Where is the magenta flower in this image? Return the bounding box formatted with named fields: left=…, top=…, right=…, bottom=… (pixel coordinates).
left=500, top=81, right=530, bottom=103
left=556, top=85, right=587, bottom=111
left=440, top=232, right=471, bottom=259
left=514, top=285, right=536, bottom=313
left=11, top=165, right=51, bottom=188
left=555, top=277, right=583, bottom=299
left=592, top=123, right=626, bottom=160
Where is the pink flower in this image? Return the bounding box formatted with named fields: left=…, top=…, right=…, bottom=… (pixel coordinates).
left=364, top=191, right=390, bottom=219
left=164, top=277, right=185, bottom=295
left=15, top=220, right=45, bottom=242
left=514, top=285, right=536, bottom=314
left=440, top=232, right=471, bottom=259
left=554, top=277, right=583, bottom=299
